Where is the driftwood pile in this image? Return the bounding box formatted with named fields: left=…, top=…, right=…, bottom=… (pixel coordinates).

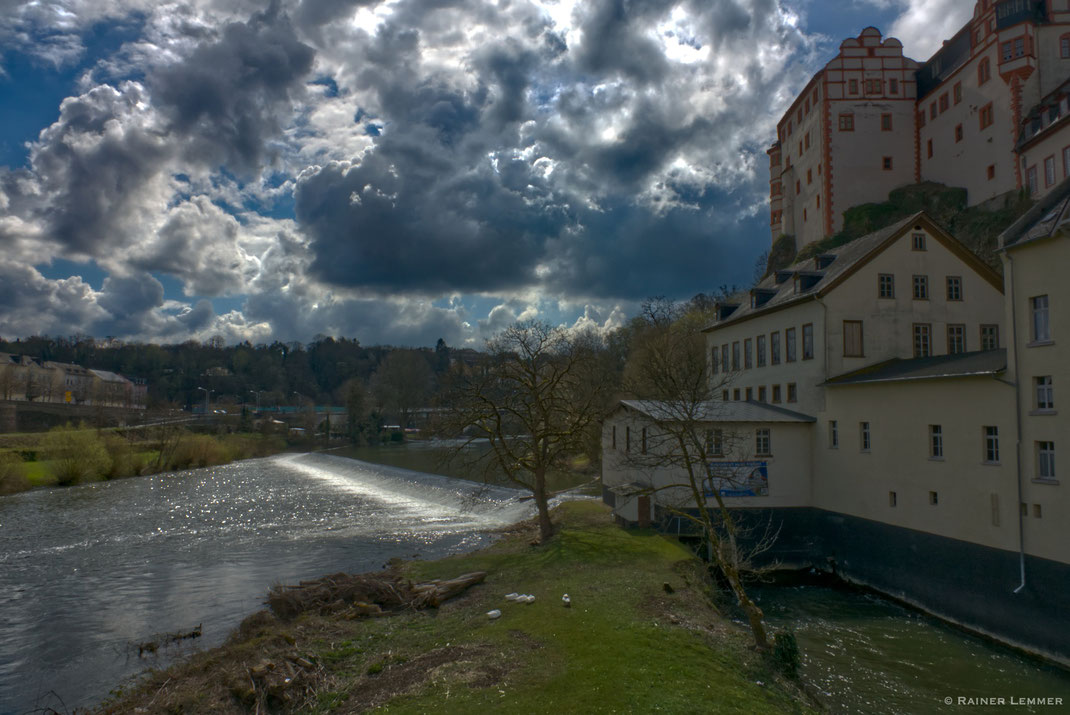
left=266, top=571, right=487, bottom=620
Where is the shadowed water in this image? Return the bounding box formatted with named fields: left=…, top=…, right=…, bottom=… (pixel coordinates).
left=0, top=452, right=532, bottom=713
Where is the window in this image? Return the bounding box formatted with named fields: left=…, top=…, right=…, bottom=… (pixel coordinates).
left=626, top=426, right=631, bottom=452
left=707, top=428, right=724, bottom=456
left=878, top=273, right=895, bottom=298
left=733, top=388, right=741, bottom=401
left=843, top=320, right=864, bottom=357
left=787, top=383, right=797, bottom=403
left=953, top=82, right=962, bottom=105
left=757, top=335, right=767, bottom=367
left=980, top=103, right=994, bottom=130
left=1027, top=166, right=1038, bottom=196
left=641, top=427, right=647, bottom=454
left=987, top=164, right=995, bottom=180
left=829, top=420, right=838, bottom=448
left=913, top=275, right=929, bottom=299
left=930, top=425, right=943, bottom=458
left=978, top=58, right=991, bottom=85
left=889, top=491, right=897, bottom=507
left=1031, top=295, right=1050, bottom=342
left=848, top=79, right=858, bottom=94
left=1065, top=146, right=1070, bottom=178
left=947, top=324, right=966, bottom=354
left=1033, top=504, right=1042, bottom=518
left=865, top=79, right=881, bottom=94
left=946, top=276, right=962, bottom=301
left=796, top=180, right=801, bottom=194
left=929, top=491, right=939, bottom=506
left=1061, top=33, right=1070, bottom=59
left=889, top=77, right=898, bottom=94
left=981, top=324, right=999, bottom=350
left=918, top=110, right=926, bottom=128
left=1035, top=376, right=1054, bottom=410
left=756, top=428, right=771, bottom=456
left=786, top=327, right=797, bottom=362
left=745, top=387, right=753, bottom=401
left=721, top=344, right=729, bottom=373
left=771, top=331, right=781, bottom=365
left=927, top=139, right=934, bottom=158
left=744, top=338, right=753, bottom=369
left=722, top=389, right=729, bottom=401
left=939, top=93, right=949, bottom=113
left=732, top=341, right=741, bottom=370
left=861, top=422, right=871, bottom=451
left=802, top=323, right=814, bottom=360
left=913, top=323, right=932, bottom=357
left=807, top=168, right=812, bottom=185
left=711, top=347, right=719, bottom=374
left=772, top=384, right=781, bottom=403
left=984, top=426, right=1000, bottom=463
left=1045, top=155, right=1056, bottom=187
left=912, top=232, right=926, bottom=251
left=882, top=156, right=893, bottom=170
left=839, top=114, right=854, bottom=131
left=1037, top=441, right=1056, bottom=480
left=758, top=386, right=767, bottom=402
left=930, top=102, right=937, bottom=120
left=805, top=132, right=810, bottom=150
left=612, top=425, right=617, bottom=450
left=955, top=124, right=963, bottom=142
left=881, top=113, right=892, bottom=131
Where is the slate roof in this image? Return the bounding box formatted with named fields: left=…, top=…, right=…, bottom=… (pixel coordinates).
left=823, top=349, right=1006, bottom=386
left=1000, top=176, right=1070, bottom=250
left=618, top=399, right=815, bottom=423
left=705, top=212, right=1002, bottom=331
left=89, top=369, right=131, bottom=384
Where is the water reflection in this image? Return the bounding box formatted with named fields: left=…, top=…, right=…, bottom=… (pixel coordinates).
left=0, top=453, right=532, bottom=712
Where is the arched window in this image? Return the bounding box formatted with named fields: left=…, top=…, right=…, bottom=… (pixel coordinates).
left=978, top=57, right=991, bottom=85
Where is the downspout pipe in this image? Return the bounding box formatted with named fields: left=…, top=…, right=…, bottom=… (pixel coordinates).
left=1006, top=250, right=1027, bottom=594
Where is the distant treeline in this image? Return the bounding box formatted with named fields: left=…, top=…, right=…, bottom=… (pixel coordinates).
left=0, top=335, right=469, bottom=413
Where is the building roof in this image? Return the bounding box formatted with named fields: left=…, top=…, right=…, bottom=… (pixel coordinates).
left=89, top=369, right=131, bottom=384
left=1000, top=176, right=1070, bottom=250
left=1016, top=77, right=1070, bottom=152
left=618, top=399, right=815, bottom=423
left=823, top=349, right=1006, bottom=386
left=704, top=212, right=1002, bottom=332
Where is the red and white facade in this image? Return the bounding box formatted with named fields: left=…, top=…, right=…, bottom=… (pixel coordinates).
left=771, top=1, right=1070, bottom=249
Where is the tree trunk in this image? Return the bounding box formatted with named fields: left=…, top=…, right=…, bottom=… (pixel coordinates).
left=533, top=469, right=554, bottom=543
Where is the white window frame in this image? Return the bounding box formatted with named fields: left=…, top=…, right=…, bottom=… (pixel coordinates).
left=930, top=425, right=943, bottom=459
left=1037, top=441, right=1056, bottom=480
left=755, top=428, right=772, bottom=456
left=1036, top=376, right=1054, bottom=410
left=861, top=421, right=871, bottom=452
left=1031, top=295, right=1050, bottom=342
left=984, top=426, right=1000, bottom=464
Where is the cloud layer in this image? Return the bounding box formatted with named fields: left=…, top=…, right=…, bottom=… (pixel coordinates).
left=0, top=0, right=903, bottom=346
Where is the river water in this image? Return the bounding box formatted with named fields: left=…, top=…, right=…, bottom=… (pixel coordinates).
left=1, top=449, right=1067, bottom=713
left=0, top=452, right=532, bottom=713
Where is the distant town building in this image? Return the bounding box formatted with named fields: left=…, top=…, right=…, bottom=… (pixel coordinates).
left=0, top=354, right=146, bottom=409
left=772, top=1, right=1070, bottom=248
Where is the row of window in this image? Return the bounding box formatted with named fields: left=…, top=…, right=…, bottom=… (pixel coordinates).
left=877, top=272, right=964, bottom=301
left=1025, top=148, right=1070, bottom=197
left=720, top=383, right=798, bottom=404
left=783, top=86, right=821, bottom=139
left=701, top=428, right=772, bottom=458
left=711, top=325, right=815, bottom=374
left=828, top=420, right=1026, bottom=466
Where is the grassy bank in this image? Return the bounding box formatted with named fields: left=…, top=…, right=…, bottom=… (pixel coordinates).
left=101, top=502, right=813, bottom=714
left=0, top=426, right=287, bottom=495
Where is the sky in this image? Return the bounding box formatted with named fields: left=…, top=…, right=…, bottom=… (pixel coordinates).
left=0, top=0, right=976, bottom=348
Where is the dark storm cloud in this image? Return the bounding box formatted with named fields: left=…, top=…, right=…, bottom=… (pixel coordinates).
left=151, top=2, right=315, bottom=176
left=573, top=0, right=675, bottom=84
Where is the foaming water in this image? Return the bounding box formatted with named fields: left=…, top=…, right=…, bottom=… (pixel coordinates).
left=0, top=452, right=532, bottom=712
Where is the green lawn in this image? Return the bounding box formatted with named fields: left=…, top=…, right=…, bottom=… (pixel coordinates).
left=103, top=502, right=812, bottom=714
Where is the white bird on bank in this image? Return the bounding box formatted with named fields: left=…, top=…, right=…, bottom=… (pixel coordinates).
left=562, top=593, right=571, bottom=608
left=487, top=609, right=502, bottom=619
left=505, top=593, right=519, bottom=601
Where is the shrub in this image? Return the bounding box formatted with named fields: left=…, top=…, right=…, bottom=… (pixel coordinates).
left=43, top=423, right=110, bottom=485
left=772, top=630, right=801, bottom=679
left=168, top=434, right=229, bottom=470
left=102, top=434, right=148, bottom=479
left=0, top=452, right=29, bottom=495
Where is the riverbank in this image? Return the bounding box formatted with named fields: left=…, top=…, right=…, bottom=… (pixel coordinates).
left=0, top=425, right=287, bottom=495
left=99, top=501, right=814, bottom=713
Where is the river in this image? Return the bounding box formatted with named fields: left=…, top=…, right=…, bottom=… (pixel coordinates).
left=0, top=452, right=532, bottom=713
left=1, top=448, right=1067, bottom=713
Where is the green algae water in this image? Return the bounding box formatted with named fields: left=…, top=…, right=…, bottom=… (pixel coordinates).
left=753, top=582, right=1070, bottom=714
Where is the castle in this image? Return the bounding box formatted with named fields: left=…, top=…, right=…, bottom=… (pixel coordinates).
left=770, top=1, right=1070, bottom=248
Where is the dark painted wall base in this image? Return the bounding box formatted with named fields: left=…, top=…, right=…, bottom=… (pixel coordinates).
left=645, top=503, right=1070, bottom=664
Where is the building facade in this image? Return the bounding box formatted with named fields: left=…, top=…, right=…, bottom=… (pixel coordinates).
left=602, top=209, right=1070, bottom=662
left=772, top=0, right=1070, bottom=249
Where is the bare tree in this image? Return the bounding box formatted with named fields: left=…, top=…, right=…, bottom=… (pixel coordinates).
left=372, top=351, right=432, bottom=427
left=441, top=321, right=608, bottom=543
left=615, top=299, right=772, bottom=651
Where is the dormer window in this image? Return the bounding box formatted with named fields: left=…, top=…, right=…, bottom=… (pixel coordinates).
left=814, top=254, right=836, bottom=270
left=750, top=289, right=777, bottom=309
left=716, top=304, right=739, bottom=321
left=775, top=270, right=793, bottom=285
